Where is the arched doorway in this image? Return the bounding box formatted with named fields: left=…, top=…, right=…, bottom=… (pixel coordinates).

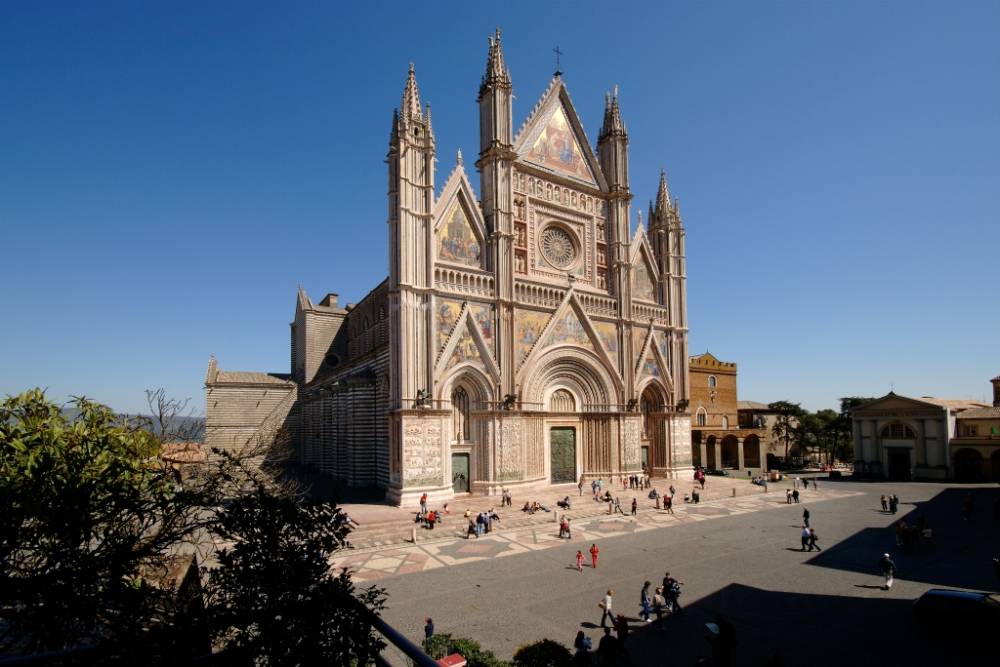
left=640, top=382, right=667, bottom=473
left=445, top=368, right=494, bottom=494
left=721, top=435, right=739, bottom=469
left=706, top=435, right=717, bottom=469
left=743, top=434, right=761, bottom=469
left=953, top=448, right=983, bottom=482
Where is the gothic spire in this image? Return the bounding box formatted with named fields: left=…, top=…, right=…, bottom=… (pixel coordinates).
left=599, top=86, right=626, bottom=141
left=401, top=62, right=423, bottom=120
left=479, top=28, right=512, bottom=99
left=655, top=169, right=671, bottom=216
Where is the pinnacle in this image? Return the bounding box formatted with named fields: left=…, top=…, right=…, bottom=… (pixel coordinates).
left=599, top=85, right=626, bottom=140
left=401, top=63, right=423, bottom=120
left=655, top=169, right=671, bottom=215
left=479, top=28, right=512, bottom=98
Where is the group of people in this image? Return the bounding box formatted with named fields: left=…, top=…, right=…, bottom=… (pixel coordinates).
left=880, top=493, right=900, bottom=514
left=521, top=500, right=551, bottom=515
left=895, top=516, right=933, bottom=550
left=499, top=487, right=513, bottom=507
left=785, top=488, right=801, bottom=504
left=571, top=572, right=685, bottom=665
left=750, top=475, right=768, bottom=487
left=415, top=493, right=448, bottom=530
left=465, top=508, right=500, bottom=538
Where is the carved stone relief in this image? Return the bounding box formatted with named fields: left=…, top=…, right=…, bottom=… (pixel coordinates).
left=403, top=418, right=444, bottom=487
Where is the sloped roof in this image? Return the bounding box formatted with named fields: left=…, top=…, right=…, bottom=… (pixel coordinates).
left=738, top=400, right=771, bottom=411
left=957, top=406, right=1000, bottom=419
left=214, top=371, right=294, bottom=386
left=917, top=397, right=990, bottom=412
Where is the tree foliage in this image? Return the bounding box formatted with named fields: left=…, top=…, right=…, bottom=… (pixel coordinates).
left=423, top=634, right=509, bottom=667
left=512, top=639, right=573, bottom=666
left=0, top=389, right=385, bottom=665
left=0, top=389, right=203, bottom=657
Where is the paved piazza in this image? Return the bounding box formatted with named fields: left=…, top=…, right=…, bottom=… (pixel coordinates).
left=350, top=480, right=1000, bottom=666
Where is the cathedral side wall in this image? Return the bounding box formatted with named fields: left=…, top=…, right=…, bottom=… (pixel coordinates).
left=205, top=383, right=297, bottom=456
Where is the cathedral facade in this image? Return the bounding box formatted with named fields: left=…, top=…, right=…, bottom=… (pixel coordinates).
left=205, top=32, right=693, bottom=505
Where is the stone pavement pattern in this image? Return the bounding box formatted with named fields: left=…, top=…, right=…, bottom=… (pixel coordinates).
left=338, top=474, right=792, bottom=550
left=333, top=480, right=856, bottom=582
left=372, top=481, right=1000, bottom=666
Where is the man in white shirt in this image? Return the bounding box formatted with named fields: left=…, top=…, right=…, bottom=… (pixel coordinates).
left=800, top=525, right=811, bottom=551
left=600, top=589, right=615, bottom=627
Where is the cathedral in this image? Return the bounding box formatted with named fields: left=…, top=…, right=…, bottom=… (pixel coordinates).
left=205, top=31, right=693, bottom=505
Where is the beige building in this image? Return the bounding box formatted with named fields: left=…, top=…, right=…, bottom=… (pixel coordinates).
left=949, top=376, right=1000, bottom=481
left=737, top=401, right=798, bottom=467
left=205, top=33, right=696, bottom=505
left=851, top=386, right=990, bottom=481
left=688, top=353, right=768, bottom=474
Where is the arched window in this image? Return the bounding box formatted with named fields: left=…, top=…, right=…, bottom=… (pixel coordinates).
left=550, top=389, right=576, bottom=412
left=696, top=408, right=708, bottom=427
left=452, top=387, right=470, bottom=442
left=708, top=375, right=717, bottom=389
left=722, top=416, right=730, bottom=430
left=881, top=423, right=916, bottom=439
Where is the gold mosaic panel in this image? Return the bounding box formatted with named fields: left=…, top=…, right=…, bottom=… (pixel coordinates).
left=541, top=309, right=593, bottom=351
left=515, top=309, right=551, bottom=364
left=525, top=106, right=595, bottom=183
left=446, top=327, right=483, bottom=370
left=437, top=201, right=481, bottom=267
left=632, top=260, right=656, bottom=302
left=435, top=299, right=463, bottom=354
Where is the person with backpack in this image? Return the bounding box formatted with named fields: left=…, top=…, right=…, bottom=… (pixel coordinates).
left=639, top=581, right=652, bottom=622
left=878, top=552, right=896, bottom=590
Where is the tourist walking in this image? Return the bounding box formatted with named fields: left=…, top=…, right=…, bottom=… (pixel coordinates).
left=669, top=484, right=676, bottom=498
left=590, top=543, right=600, bottom=569
left=802, top=507, right=810, bottom=528
left=786, top=489, right=793, bottom=504
left=880, top=495, right=888, bottom=512
left=631, top=497, right=638, bottom=516
left=419, top=492, right=428, bottom=516
left=800, top=525, right=811, bottom=551
left=578, top=478, right=584, bottom=496
left=803, top=478, right=810, bottom=490
left=889, top=494, right=898, bottom=514
left=792, top=489, right=800, bottom=504
left=576, top=550, right=585, bottom=573
left=573, top=630, right=592, bottom=659
left=424, top=617, right=434, bottom=640
left=599, top=589, right=615, bottom=627
left=807, top=528, right=821, bottom=551
left=639, top=581, right=652, bottom=622
left=663, top=573, right=683, bottom=613
left=664, top=493, right=674, bottom=514
left=614, top=497, right=625, bottom=515
left=878, top=552, right=896, bottom=590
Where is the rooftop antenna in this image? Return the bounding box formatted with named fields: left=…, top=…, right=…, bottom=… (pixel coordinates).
left=553, top=45, right=563, bottom=77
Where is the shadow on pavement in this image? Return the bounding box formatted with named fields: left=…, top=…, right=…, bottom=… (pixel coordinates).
left=802, top=487, right=1000, bottom=592
left=624, top=583, right=986, bottom=666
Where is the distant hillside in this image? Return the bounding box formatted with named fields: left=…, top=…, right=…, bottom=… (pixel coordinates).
left=60, top=408, right=205, bottom=441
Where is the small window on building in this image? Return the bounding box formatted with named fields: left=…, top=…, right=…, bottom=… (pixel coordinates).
left=696, top=408, right=708, bottom=427
left=962, top=425, right=978, bottom=437
left=323, top=353, right=340, bottom=368
left=708, top=375, right=717, bottom=389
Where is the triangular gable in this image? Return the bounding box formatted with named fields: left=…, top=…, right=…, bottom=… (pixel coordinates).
left=434, top=161, right=487, bottom=269
left=629, top=229, right=659, bottom=303
left=435, top=298, right=464, bottom=356
left=436, top=304, right=500, bottom=382
left=513, top=79, right=606, bottom=189
left=638, top=332, right=674, bottom=391
left=518, top=289, right=620, bottom=386
left=514, top=309, right=551, bottom=369
left=592, top=319, right=620, bottom=373
left=633, top=323, right=653, bottom=373
left=851, top=393, right=947, bottom=415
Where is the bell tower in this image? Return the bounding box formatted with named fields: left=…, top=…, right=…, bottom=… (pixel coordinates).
left=477, top=29, right=516, bottom=395
left=387, top=64, right=435, bottom=409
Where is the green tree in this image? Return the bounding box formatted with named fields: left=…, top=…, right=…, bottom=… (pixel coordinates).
left=423, top=634, right=509, bottom=667
left=0, top=389, right=204, bottom=658
left=512, top=639, right=573, bottom=666
left=1, top=389, right=387, bottom=665
left=768, top=401, right=804, bottom=463
left=200, top=452, right=387, bottom=665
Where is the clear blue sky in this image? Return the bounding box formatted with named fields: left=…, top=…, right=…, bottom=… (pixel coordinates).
left=2, top=1, right=998, bottom=415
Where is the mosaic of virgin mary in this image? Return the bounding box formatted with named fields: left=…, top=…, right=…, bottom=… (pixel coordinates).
left=438, top=205, right=481, bottom=266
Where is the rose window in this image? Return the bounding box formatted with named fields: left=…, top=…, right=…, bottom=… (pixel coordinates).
left=540, top=226, right=577, bottom=268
